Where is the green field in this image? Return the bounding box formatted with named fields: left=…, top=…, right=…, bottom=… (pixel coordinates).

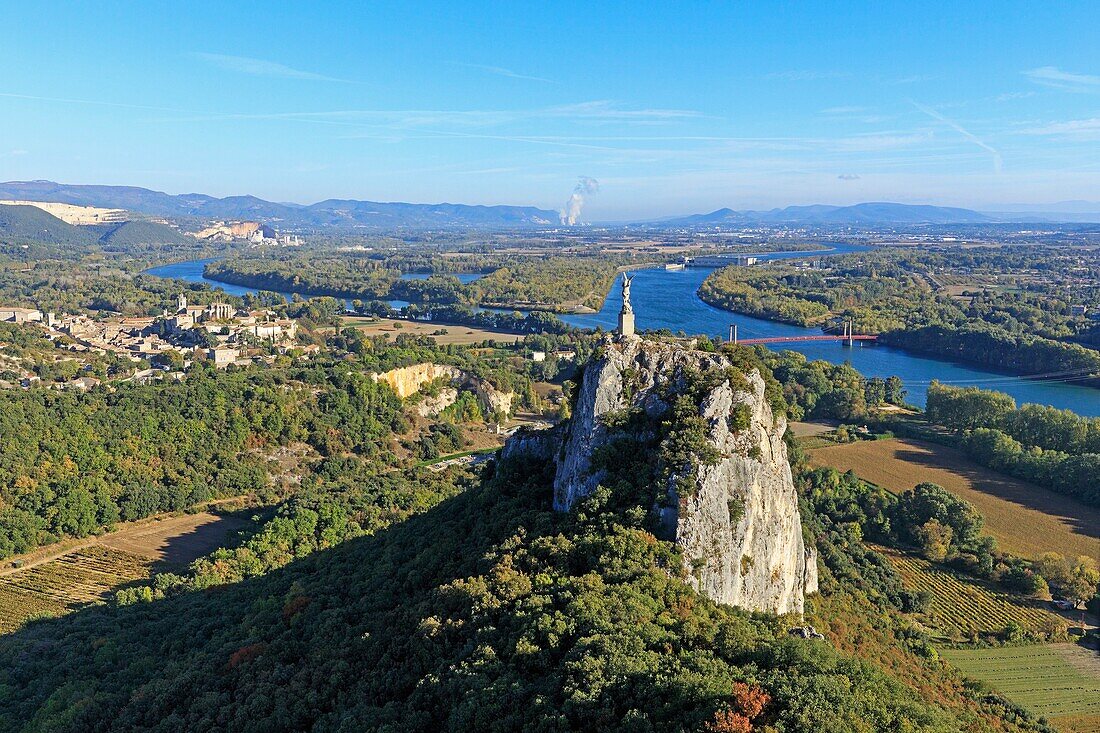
left=940, top=644, right=1100, bottom=732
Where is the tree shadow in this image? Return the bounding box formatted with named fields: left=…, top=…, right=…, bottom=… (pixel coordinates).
left=0, top=462, right=550, bottom=731
left=893, top=445, right=1100, bottom=544
left=146, top=507, right=260, bottom=574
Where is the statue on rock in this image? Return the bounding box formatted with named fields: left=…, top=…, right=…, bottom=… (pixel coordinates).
left=617, top=273, right=635, bottom=338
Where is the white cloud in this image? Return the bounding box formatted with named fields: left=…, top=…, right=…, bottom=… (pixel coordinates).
left=820, top=106, right=867, bottom=115
left=831, top=132, right=931, bottom=152
left=1022, top=118, right=1100, bottom=141
left=1023, top=66, right=1100, bottom=92
left=995, top=91, right=1036, bottom=102
left=766, top=70, right=850, bottom=81
left=450, top=62, right=556, bottom=84
left=166, top=100, right=703, bottom=129
left=192, top=53, right=352, bottom=82
left=837, top=173, right=860, bottom=180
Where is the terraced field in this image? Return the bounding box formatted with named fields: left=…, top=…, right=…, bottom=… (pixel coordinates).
left=0, top=546, right=149, bottom=633
left=878, top=546, right=1066, bottom=639
left=940, top=644, right=1100, bottom=733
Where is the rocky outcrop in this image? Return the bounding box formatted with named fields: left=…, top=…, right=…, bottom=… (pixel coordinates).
left=474, top=382, right=514, bottom=418
left=508, top=336, right=817, bottom=615
left=373, top=364, right=464, bottom=399
left=373, top=363, right=515, bottom=418
left=414, top=387, right=459, bottom=417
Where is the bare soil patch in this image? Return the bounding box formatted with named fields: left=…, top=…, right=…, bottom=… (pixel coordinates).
left=99, top=512, right=251, bottom=566
left=340, top=317, right=522, bottom=345
left=789, top=420, right=837, bottom=438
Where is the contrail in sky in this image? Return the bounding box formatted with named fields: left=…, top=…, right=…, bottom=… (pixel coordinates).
left=909, top=99, right=1003, bottom=173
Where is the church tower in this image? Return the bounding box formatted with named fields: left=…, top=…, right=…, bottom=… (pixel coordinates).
left=617, top=273, right=635, bottom=338
left=177, top=293, right=188, bottom=312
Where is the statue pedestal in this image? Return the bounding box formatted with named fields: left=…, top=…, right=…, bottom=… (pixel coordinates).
left=618, top=310, right=635, bottom=338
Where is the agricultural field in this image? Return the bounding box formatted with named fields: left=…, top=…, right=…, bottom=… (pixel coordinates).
left=940, top=644, right=1100, bottom=733
left=0, top=546, right=148, bottom=633
left=0, top=511, right=251, bottom=635
left=338, top=316, right=522, bottom=345
left=877, top=546, right=1067, bottom=640
left=809, top=437, right=1100, bottom=559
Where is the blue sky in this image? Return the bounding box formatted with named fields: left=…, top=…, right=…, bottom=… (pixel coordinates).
left=1, top=2, right=1098, bottom=219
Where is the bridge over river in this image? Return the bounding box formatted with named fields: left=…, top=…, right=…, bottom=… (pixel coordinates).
left=735, top=334, right=878, bottom=345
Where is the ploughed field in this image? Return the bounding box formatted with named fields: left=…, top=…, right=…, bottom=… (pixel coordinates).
left=0, top=511, right=249, bottom=634
left=809, top=437, right=1100, bottom=560
left=939, top=644, right=1100, bottom=733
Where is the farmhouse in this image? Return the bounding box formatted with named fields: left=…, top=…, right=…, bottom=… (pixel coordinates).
left=0, top=307, right=43, bottom=324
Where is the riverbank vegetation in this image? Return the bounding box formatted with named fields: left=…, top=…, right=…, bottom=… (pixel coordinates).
left=698, top=245, right=1100, bottom=380
left=924, top=382, right=1100, bottom=506
left=205, top=250, right=648, bottom=312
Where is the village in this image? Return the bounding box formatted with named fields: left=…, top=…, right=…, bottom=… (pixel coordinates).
left=0, top=295, right=307, bottom=391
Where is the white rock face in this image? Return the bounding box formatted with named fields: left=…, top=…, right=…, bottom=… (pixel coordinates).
left=546, top=336, right=817, bottom=615
left=415, top=387, right=459, bottom=417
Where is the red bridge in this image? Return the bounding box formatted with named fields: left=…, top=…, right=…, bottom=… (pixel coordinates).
left=728, top=320, right=877, bottom=346
left=736, top=334, right=878, bottom=345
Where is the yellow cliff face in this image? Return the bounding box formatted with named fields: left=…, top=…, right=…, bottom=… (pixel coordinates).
left=372, top=363, right=516, bottom=419
left=372, top=363, right=464, bottom=398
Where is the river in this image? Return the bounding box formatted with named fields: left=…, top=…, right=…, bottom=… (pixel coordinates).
left=143, top=259, right=485, bottom=310
left=145, top=252, right=1100, bottom=415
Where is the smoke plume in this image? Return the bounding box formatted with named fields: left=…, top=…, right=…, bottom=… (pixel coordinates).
left=560, top=176, right=600, bottom=225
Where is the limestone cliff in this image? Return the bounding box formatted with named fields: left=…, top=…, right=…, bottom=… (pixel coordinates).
left=507, top=336, right=817, bottom=615
left=373, top=363, right=515, bottom=418
left=414, top=387, right=459, bottom=417
left=373, top=364, right=464, bottom=399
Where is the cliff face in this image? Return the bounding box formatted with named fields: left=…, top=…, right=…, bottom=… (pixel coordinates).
left=513, top=336, right=817, bottom=615
left=373, top=364, right=464, bottom=399
left=373, top=363, right=515, bottom=417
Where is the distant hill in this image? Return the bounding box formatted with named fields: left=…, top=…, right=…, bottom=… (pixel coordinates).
left=664, top=202, right=997, bottom=226
left=0, top=181, right=559, bottom=229
left=0, top=204, right=97, bottom=245
left=95, top=220, right=189, bottom=247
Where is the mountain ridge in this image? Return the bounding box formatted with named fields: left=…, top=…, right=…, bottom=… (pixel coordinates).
left=0, top=181, right=559, bottom=229
left=3, top=181, right=1097, bottom=228
left=660, top=202, right=999, bottom=226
